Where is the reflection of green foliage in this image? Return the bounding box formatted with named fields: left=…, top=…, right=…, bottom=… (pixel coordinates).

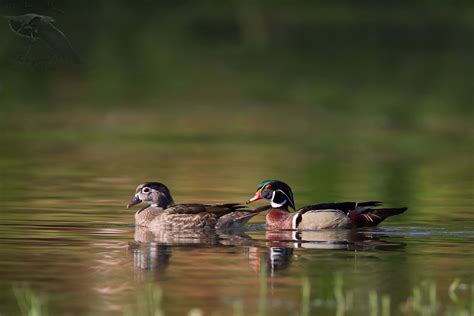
left=124, top=283, right=163, bottom=316
left=13, top=286, right=48, bottom=316
left=14, top=277, right=474, bottom=316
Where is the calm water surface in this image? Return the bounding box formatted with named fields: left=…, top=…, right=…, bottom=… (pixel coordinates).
left=0, top=109, right=472, bottom=315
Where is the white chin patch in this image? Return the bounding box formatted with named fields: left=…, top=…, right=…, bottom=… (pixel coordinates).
left=271, top=200, right=287, bottom=208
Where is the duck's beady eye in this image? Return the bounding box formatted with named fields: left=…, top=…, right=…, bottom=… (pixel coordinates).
left=142, top=187, right=150, bottom=193
left=265, top=185, right=272, bottom=190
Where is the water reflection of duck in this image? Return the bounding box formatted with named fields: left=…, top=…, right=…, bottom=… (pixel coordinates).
left=128, top=242, right=171, bottom=271
left=127, top=182, right=269, bottom=230
left=130, top=226, right=258, bottom=270
left=134, top=225, right=218, bottom=244
left=248, top=229, right=406, bottom=274
left=248, top=246, right=294, bottom=276
left=265, top=229, right=405, bottom=251
left=247, top=180, right=407, bottom=230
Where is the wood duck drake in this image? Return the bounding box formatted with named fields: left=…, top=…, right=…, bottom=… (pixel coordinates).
left=246, top=180, right=407, bottom=230
left=127, top=182, right=269, bottom=230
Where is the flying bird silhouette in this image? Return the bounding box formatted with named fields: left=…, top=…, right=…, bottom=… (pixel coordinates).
left=4, top=13, right=81, bottom=64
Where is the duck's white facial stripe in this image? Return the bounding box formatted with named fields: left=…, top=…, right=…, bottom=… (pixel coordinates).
left=276, top=189, right=294, bottom=209
left=270, top=191, right=287, bottom=208
left=140, top=188, right=158, bottom=193
left=286, top=188, right=294, bottom=207
left=138, top=188, right=159, bottom=205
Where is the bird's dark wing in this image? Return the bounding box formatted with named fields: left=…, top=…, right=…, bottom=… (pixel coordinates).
left=34, top=18, right=81, bottom=63
left=5, top=15, right=40, bottom=39
left=297, top=201, right=383, bottom=215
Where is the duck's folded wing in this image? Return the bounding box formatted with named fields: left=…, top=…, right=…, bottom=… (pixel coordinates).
left=296, top=210, right=352, bottom=229
left=163, top=204, right=207, bottom=214
left=297, top=201, right=382, bottom=215
left=294, top=201, right=406, bottom=228
left=164, top=203, right=246, bottom=216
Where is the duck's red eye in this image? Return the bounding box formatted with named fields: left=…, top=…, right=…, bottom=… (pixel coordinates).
left=265, top=185, right=272, bottom=190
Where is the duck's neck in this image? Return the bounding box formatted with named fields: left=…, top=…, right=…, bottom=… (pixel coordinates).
left=266, top=208, right=294, bottom=230
left=135, top=206, right=164, bottom=227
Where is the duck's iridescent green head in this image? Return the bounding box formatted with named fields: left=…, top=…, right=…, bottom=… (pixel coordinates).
left=246, top=180, right=296, bottom=210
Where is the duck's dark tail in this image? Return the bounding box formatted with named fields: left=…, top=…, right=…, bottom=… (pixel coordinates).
left=215, top=205, right=271, bottom=230
left=350, top=207, right=407, bottom=227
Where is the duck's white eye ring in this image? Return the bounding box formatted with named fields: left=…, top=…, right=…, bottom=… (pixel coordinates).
left=142, top=187, right=150, bottom=193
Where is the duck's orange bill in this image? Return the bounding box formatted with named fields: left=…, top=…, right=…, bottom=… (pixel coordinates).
left=246, top=189, right=262, bottom=204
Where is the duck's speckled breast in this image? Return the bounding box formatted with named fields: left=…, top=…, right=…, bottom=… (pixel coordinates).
left=135, top=207, right=164, bottom=227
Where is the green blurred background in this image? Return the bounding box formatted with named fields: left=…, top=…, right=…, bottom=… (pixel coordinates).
left=1, top=0, right=472, bottom=115
left=0, top=0, right=472, bottom=212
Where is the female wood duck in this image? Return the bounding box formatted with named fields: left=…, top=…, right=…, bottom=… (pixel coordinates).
left=127, top=182, right=269, bottom=230
left=246, top=180, right=407, bottom=230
